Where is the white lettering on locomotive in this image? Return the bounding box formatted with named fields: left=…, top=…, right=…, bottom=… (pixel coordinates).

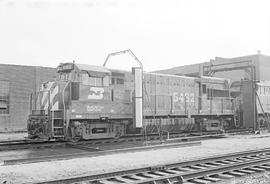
left=190, top=93, right=195, bottom=103
left=88, top=87, right=104, bottom=100
left=185, top=93, right=190, bottom=102
left=87, top=105, right=104, bottom=112
left=173, top=92, right=194, bottom=103
left=173, top=92, right=178, bottom=102
left=179, top=93, right=184, bottom=102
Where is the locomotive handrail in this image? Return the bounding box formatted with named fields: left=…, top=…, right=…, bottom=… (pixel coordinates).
left=62, top=81, right=71, bottom=136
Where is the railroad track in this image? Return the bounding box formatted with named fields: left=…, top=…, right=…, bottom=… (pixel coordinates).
left=0, top=131, right=227, bottom=151
left=0, top=139, right=66, bottom=151
left=37, top=148, right=270, bottom=184
left=0, top=128, right=250, bottom=156
left=2, top=141, right=201, bottom=165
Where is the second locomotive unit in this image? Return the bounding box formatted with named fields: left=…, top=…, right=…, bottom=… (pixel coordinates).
left=28, top=62, right=237, bottom=140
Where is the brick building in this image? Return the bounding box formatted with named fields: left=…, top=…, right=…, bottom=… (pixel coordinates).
left=0, top=64, right=56, bottom=132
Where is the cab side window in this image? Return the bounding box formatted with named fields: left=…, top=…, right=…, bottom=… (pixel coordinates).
left=81, top=73, right=103, bottom=86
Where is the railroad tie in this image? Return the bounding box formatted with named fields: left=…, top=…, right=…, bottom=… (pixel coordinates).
left=189, top=178, right=211, bottom=184
left=129, top=174, right=151, bottom=180
left=151, top=171, right=168, bottom=176
left=189, top=165, right=206, bottom=170
left=99, top=180, right=119, bottom=184
left=215, top=173, right=235, bottom=179
left=248, top=167, right=266, bottom=172
left=204, top=162, right=221, bottom=166
left=203, top=176, right=221, bottom=182
left=140, top=173, right=159, bottom=178
left=198, top=163, right=212, bottom=168
left=226, top=171, right=246, bottom=176
left=238, top=169, right=256, bottom=174
left=165, top=169, right=185, bottom=174
left=223, top=159, right=239, bottom=163
left=236, top=158, right=251, bottom=162
left=256, top=165, right=270, bottom=170
left=245, top=156, right=257, bottom=159
left=177, top=167, right=195, bottom=172
left=113, top=176, right=137, bottom=183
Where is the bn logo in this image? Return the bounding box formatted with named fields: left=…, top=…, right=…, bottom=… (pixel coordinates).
left=88, top=87, right=104, bottom=100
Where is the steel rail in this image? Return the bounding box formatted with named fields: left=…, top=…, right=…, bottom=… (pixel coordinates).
left=35, top=147, right=270, bottom=184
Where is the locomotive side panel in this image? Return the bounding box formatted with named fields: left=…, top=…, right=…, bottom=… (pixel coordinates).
left=143, top=73, right=198, bottom=117
left=142, top=73, right=198, bottom=134
left=71, top=100, right=132, bottom=120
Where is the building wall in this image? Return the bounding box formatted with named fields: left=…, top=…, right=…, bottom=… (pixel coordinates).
left=0, top=64, right=56, bottom=132
left=259, top=55, right=270, bottom=81
left=210, top=55, right=260, bottom=82
left=157, top=54, right=270, bottom=82
left=156, top=63, right=205, bottom=77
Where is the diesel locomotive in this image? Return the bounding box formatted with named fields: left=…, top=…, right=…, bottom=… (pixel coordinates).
left=27, top=62, right=238, bottom=140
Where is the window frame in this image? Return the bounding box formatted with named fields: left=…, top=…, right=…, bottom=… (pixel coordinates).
left=0, top=80, right=10, bottom=115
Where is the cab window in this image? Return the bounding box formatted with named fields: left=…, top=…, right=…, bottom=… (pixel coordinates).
left=81, top=73, right=103, bottom=86
left=59, top=73, right=72, bottom=80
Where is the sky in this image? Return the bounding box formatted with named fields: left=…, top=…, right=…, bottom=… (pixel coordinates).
left=0, top=0, right=270, bottom=71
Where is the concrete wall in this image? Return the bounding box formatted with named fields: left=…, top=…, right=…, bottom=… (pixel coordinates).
left=0, top=64, right=56, bottom=132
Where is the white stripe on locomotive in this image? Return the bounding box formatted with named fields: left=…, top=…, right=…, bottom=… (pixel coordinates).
left=41, top=92, right=48, bottom=106
left=50, top=85, right=59, bottom=105
left=50, top=84, right=59, bottom=110
left=40, top=82, right=59, bottom=111
left=51, top=101, right=59, bottom=110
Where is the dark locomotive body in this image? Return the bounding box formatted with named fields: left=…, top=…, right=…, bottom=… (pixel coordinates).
left=28, top=63, right=237, bottom=140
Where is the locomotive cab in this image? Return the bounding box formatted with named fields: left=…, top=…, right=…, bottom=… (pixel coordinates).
left=28, top=62, right=133, bottom=140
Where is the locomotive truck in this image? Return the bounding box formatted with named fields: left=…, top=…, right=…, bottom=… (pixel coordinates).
left=27, top=62, right=237, bottom=140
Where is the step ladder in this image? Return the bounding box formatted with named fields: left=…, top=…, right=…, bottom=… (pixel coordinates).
left=51, top=110, right=65, bottom=138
